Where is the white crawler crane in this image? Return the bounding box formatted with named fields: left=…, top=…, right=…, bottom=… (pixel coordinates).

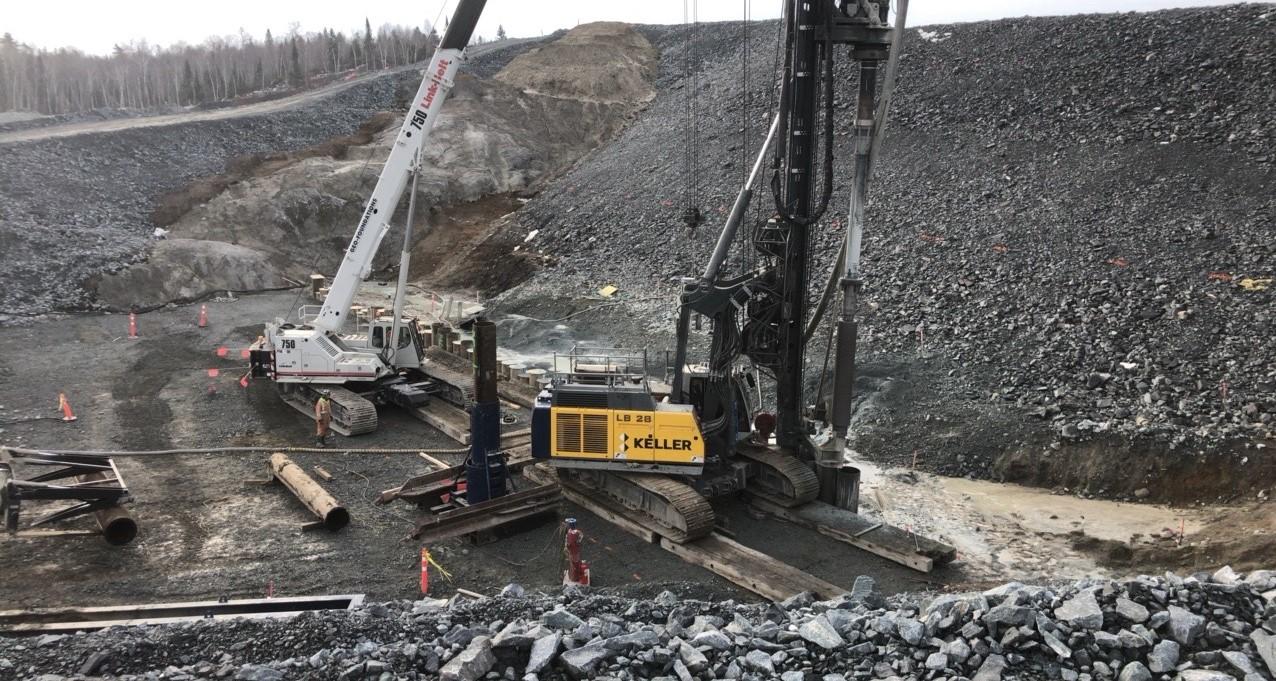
left=252, top=0, right=487, bottom=435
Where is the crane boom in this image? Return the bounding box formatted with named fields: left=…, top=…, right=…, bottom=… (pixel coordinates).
left=314, top=0, right=487, bottom=333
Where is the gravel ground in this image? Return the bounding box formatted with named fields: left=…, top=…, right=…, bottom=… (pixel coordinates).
left=0, top=293, right=950, bottom=612
left=2, top=568, right=1274, bottom=681
left=504, top=6, right=1274, bottom=481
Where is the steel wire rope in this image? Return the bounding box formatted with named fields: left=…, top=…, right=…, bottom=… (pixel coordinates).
left=5, top=445, right=471, bottom=458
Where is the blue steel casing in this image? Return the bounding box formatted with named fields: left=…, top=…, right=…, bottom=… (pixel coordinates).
left=465, top=400, right=507, bottom=503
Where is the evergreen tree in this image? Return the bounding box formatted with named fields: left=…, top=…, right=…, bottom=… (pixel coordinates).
left=497, top=25, right=507, bottom=40
left=181, top=59, right=197, bottom=104
left=288, top=37, right=303, bottom=86
left=363, top=18, right=374, bottom=69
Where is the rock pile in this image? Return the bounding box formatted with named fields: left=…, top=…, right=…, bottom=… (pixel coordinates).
left=4, top=568, right=1275, bottom=680
left=510, top=5, right=1274, bottom=450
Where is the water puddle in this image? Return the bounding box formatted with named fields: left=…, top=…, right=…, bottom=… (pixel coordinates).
left=848, top=453, right=1210, bottom=582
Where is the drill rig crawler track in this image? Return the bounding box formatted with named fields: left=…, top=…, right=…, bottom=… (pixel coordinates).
left=738, top=445, right=820, bottom=508
left=555, top=449, right=818, bottom=544
left=558, top=470, right=716, bottom=543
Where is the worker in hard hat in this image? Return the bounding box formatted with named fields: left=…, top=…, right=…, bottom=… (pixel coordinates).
left=314, top=390, right=333, bottom=447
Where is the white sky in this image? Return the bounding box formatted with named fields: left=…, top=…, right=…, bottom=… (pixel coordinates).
left=2, top=0, right=1248, bottom=56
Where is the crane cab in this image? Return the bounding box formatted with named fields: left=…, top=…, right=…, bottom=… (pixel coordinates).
left=257, top=314, right=426, bottom=383
left=346, top=317, right=426, bottom=370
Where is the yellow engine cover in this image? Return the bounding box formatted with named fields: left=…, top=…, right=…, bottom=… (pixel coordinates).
left=550, top=405, right=704, bottom=469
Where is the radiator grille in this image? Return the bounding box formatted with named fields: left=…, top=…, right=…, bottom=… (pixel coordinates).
left=554, top=390, right=609, bottom=408
left=582, top=414, right=609, bottom=454
left=314, top=335, right=341, bottom=358
left=557, top=414, right=582, bottom=453
left=555, top=412, right=610, bottom=455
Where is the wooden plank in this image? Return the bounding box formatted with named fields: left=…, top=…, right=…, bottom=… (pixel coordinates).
left=660, top=535, right=846, bottom=602
left=409, top=402, right=534, bottom=447
left=524, top=465, right=657, bottom=543
left=418, top=452, right=450, bottom=469
left=312, top=466, right=334, bottom=481
left=0, top=594, right=363, bottom=627
left=2, top=610, right=335, bottom=633
left=1, top=529, right=100, bottom=539
left=745, top=496, right=953, bottom=573
left=497, top=429, right=531, bottom=449
left=410, top=401, right=471, bottom=444
left=524, top=464, right=846, bottom=601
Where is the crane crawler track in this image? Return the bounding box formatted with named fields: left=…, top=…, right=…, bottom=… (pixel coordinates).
left=736, top=446, right=820, bottom=507
left=560, top=470, right=715, bottom=544
left=419, top=360, right=476, bottom=408
left=278, top=385, right=378, bottom=436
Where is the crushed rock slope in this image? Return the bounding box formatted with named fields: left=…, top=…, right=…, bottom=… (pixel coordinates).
left=505, top=6, right=1275, bottom=460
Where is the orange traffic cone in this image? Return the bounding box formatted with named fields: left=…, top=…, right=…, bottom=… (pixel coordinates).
left=128, top=312, right=138, bottom=339
left=57, top=393, right=77, bottom=422
left=198, top=304, right=209, bottom=328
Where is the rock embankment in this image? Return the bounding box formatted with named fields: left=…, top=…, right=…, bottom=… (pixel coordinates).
left=509, top=5, right=1274, bottom=456
left=4, top=568, right=1276, bottom=680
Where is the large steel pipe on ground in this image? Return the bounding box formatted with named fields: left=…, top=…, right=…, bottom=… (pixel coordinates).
left=268, top=453, right=350, bottom=531
left=77, top=471, right=138, bottom=546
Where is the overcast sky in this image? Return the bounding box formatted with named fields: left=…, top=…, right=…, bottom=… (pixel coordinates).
left=3, top=0, right=1247, bottom=56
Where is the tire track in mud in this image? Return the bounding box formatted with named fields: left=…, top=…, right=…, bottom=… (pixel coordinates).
left=110, top=332, right=212, bottom=574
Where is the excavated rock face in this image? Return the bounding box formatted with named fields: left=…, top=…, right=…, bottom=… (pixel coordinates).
left=0, top=74, right=403, bottom=319
left=103, top=23, right=658, bottom=303
left=94, top=239, right=288, bottom=309
left=495, top=22, right=658, bottom=103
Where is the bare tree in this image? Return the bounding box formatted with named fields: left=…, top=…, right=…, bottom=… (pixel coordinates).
left=0, top=21, right=441, bottom=116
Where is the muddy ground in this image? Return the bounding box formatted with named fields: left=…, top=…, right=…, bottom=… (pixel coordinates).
left=0, top=293, right=954, bottom=609
left=2, top=292, right=1269, bottom=611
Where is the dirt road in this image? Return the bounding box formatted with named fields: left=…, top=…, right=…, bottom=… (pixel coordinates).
left=0, top=40, right=535, bottom=146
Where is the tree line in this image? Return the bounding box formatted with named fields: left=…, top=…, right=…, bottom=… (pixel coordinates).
left=0, top=19, right=499, bottom=116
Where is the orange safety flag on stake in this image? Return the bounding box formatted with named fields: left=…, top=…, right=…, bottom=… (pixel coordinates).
left=240, top=349, right=251, bottom=359
left=207, top=368, right=220, bottom=378
left=57, top=393, right=77, bottom=422
left=216, top=347, right=229, bottom=358
left=420, top=548, right=430, bottom=594
left=198, top=304, right=209, bottom=328
left=239, top=372, right=251, bottom=389
left=128, top=312, right=139, bottom=339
